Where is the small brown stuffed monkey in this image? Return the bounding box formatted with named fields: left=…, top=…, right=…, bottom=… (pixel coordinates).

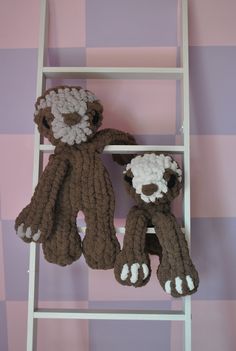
left=114, top=153, right=199, bottom=297
left=15, top=86, right=136, bottom=269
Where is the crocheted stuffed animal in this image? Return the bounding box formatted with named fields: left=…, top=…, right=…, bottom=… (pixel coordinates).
left=114, top=153, right=199, bottom=297
left=15, top=86, right=136, bottom=268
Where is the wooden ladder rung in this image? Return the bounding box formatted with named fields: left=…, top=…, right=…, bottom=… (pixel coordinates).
left=39, top=144, right=185, bottom=154
left=43, top=66, right=184, bottom=80
left=34, top=309, right=186, bottom=321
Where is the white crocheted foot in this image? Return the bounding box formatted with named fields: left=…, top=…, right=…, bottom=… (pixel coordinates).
left=120, top=262, right=149, bottom=284
left=114, top=252, right=151, bottom=287
left=164, top=275, right=195, bottom=296
left=16, top=223, right=41, bottom=242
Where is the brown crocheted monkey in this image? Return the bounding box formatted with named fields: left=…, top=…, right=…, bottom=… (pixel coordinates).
left=15, top=86, right=136, bottom=268
left=114, top=153, right=199, bottom=297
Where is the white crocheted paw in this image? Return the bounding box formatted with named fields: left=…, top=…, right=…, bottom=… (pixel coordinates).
left=16, top=223, right=41, bottom=242
left=120, top=262, right=149, bottom=285
left=164, top=275, right=195, bottom=296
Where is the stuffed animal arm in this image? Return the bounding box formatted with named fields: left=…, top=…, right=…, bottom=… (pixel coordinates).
left=114, top=153, right=199, bottom=297
left=117, top=207, right=151, bottom=285
left=15, top=86, right=136, bottom=269
left=92, top=128, right=136, bottom=165
left=15, top=155, right=69, bottom=243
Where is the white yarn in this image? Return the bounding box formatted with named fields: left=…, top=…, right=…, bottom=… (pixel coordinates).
left=16, top=223, right=25, bottom=238
left=164, top=280, right=171, bottom=294
left=142, top=264, right=149, bottom=279
left=130, top=263, right=140, bottom=283
left=125, top=154, right=182, bottom=203
left=175, top=276, right=183, bottom=294
left=35, top=88, right=98, bottom=145
left=120, top=264, right=129, bottom=281
left=120, top=262, right=149, bottom=284
left=17, top=224, right=41, bottom=242
left=186, top=275, right=194, bottom=291
left=165, top=275, right=195, bottom=295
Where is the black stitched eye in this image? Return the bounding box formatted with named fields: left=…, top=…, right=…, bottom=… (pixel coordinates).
left=42, top=116, right=50, bottom=129
left=92, top=111, right=100, bottom=125
left=124, top=174, right=133, bottom=185
left=167, top=174, right=176, bottom=189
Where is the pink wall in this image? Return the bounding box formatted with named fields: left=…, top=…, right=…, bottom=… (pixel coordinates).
left=1, top=1, right=236, bottom=350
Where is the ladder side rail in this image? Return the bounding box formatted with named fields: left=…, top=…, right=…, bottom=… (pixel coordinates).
left=182, top=0, right=191, bottom=246
left=181, top=1, right=192, bottom=351
left=26, top=1, right=193, bottom=351
left=27, top=0, right=48, bottom=350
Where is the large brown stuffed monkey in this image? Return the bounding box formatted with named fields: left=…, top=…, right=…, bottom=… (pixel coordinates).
left=15, top=86, right=136, bottom=269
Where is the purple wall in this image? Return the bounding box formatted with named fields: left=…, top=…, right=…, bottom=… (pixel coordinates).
left=1, top=0, right=236, bottom=350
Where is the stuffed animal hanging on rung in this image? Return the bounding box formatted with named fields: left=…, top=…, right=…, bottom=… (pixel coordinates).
left=15, top=86, right=136, bottom=268
left=114, top=153, right=199, bottom=297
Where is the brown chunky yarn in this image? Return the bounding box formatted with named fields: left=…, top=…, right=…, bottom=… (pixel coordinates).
left=114, top=153, right=199, bottom=297
left=15, top=86, right=136, bottom=268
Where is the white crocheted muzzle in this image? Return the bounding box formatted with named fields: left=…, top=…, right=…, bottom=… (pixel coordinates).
left=125, top=153, right=182, bottom=203
left=35, top=87, right=98, bottom=145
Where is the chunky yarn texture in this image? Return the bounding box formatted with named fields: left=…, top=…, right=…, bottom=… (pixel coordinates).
left=114, top=153, right=199, bottom=298
left=15, top=86, right=136, bottom=268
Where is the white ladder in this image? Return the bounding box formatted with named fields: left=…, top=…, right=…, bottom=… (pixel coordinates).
left=27, top=0, right=192, bottom=349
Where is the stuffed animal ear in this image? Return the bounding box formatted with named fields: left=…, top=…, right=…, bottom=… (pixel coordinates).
left=112, top=153, right=136, bottom=166
left=124, top=169, right=133, bottom=185
left=86, top=101, right=104, bottom=131
left=167, top=174, right=177, bottom=188
left=34, top=107, right=57, bottom=144
left=34, top=107, right=53, bottom=129
left=163, top=169, right=180, bottom=187
left=163, top=167, right=182, bottom=201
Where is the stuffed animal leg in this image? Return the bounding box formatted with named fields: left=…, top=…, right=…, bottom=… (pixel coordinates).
left=152, top=212, right=199, bottom=297
left=15, top=155, right=69, bottom=244
left=42, top=170, right=82, bottom=266
left=81, top=129, right=137, bottom=269
left=82, top=156, right=120, bottom=269
left=114, top=207, right=151, bottom=287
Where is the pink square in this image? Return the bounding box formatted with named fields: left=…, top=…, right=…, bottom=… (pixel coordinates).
left=48, top=0, right=85, bottom=48
left=171, top=300, right=236, bottom=351
left=6, top=301, right=28, bottom=351
left=87, top=80, right=176, bottom=135
left=37, top=301, right=89, bottom=351
left=7, top=301, right=89, bottom=351
left=191, top=136, right=236, bottom=217
left=0, top=0, right=86, bottom=49
left=0, top=0, right=40, bottom=48
left=0, top=135, right=34, bottom=220
left=189, top=0, right=236, bottom=46
left=86, top=47, right=177, bottom=67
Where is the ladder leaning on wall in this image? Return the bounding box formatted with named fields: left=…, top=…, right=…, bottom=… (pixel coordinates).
left=26, top=0, right=192, bottom=350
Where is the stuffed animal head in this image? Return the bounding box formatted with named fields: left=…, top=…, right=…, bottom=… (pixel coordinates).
left=124, top=153, right=182, bottom=205
left=34, top=86, right=103, bottom=146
